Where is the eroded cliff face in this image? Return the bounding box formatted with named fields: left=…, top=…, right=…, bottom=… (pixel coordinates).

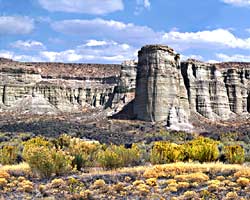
left=0, top=58, right=136, bottom=115
left=133, top=45, right=190, bottom=127
left=1, top=45, right=250, bottom=130
left=133, top=45, right=250, bottom=128
left=181, top=60, right=250, bottom=120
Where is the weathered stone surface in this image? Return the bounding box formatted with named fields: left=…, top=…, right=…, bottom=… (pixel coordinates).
left=0, top=44, right=250, bottom=131
left=0, top=59, right=135, bottom=115
left=181, top=60, right=250, bottom=120
left=133, top=45, right=190, bottom=127
left=133, top=45, right=250, bottom=129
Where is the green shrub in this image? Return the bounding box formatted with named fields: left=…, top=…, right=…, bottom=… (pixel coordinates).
left=117, top=144, right=141, bottom=167
left=53, top=134, right=71, bottom=149
left=23, top=145, right=54, bottom=178
left=68, top=138, right=100, bottom=170
left=224, top=145, right=245, bottom=164
left=0, top=145, right=19, bottom=165
left=150, top=141, right=184, bottom=164
left=51, top=149, right=72, bottom=176
left=23, top=137, right=72, bottom=178
left=97, top=144, right=141, bottom=169
left=23, top=136, right=52, bottom=148
left=98, top=146, right=121, bottom=170
left=184, top=137, right=219, bottom=163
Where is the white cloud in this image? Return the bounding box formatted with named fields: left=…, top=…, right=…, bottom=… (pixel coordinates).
left=84, top=40, right=108, bottom=47
left=216, top=53, right=250, bottom=62
left=13, top=55, right=43, bottom=62
left=0, top=50, right=14, bottom=59
left=221, top=0, right=250, bottom=7
left=51, top=18, right=162, bottom=46
left=163, top=29, right=250, bottom=50
left=144, top=0, right=151, bottom=8
left=0, top=50, right=42, bottom=62
left=11, top=40, right=46, bottom=51
left=181, top=54, right=204, bottom=61
left=38, top=0, right=124, bottom=14
left=207, top=60, right=220, bottom=63
left=76, top=40, right=137, bottom=62
left=0, top=16, right=34, bottom=35
left=135, top=0, right=151, bottom=15
left=52, top=18, right=250, bottom=50
left=136, top=0, right=151, bottom=9
left=40, top=50, right=84, bottom=62
left=0, top=40, right=137, bottom=63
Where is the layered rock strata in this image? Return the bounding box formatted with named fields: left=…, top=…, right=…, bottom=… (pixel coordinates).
left=133, top=45, right=190, bottom=126
left=133, top=45, right=250, bottom=126
left=0, top=58, right=136, bottom=114
left=1, top=45, right=250, bottom=128
left=181, top=60, right=250, bottom=120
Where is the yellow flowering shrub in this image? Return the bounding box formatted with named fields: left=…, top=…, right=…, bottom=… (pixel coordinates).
left=68, top=138, right=100, bottom=170
left=0, top=178, right=8, bottom=187
left=224, top=145, right=245, bottom=164
left=150, top=141, right=184, bottom=164
left=97, top=144, right=141, bottom=169
left=184, top=137, right=219, bottom=162
left=0, top=145, right=19, bottom=165
left=236, top=177, right=249, bottom=187
left=92, top=179, right=106, bottom=189
left=23, top=137, right=72, bottom=178
left=0, top=171, right=10, bottom=179
left=174, top=172, right=209, bottom=183
left=17, top=179, right=33, bottom=193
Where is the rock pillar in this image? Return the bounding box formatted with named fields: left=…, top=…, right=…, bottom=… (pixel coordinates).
left=133, top=45, right=190, bottom=125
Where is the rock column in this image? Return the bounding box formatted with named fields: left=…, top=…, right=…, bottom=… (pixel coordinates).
left=133, top=45, right=190, bottom=125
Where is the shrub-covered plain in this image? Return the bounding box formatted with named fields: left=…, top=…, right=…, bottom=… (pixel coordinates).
left=0, top=132, right=248, bottom=199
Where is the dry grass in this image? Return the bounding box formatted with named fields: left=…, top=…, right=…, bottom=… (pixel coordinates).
left=0, top=162, right=31, bottom=176
left=80, top=162, right=248, bottom=181
left=1, top=161, right=250, bottom=199
left=143, top=162, right=245, bottom=178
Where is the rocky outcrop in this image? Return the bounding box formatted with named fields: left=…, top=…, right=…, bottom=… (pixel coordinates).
left=1, top=45, right=250, bottom=130
left=0, top=59, right=136, bottom=114
left=133, top=45, right=250, bottom=128
left=133, top=45, right=190, bottom=127
left=181, top=60, right=250, bottom=120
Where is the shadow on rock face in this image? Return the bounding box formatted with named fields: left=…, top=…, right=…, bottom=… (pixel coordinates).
left=111, top=100, right=136, bottom=120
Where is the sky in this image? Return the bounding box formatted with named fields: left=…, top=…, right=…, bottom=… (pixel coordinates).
left=0, top=0, right=250, bottom=63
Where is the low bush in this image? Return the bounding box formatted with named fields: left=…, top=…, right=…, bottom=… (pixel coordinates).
left=184, top=137, right=219, bottom=163
left=224, top=145, right=245, bottom=164
left=150, top=141, right=184, bottom=164
left=23, top=145, right=54, bottom=178
left=53, top=134, right=71, bottom=149
left=51, top=149, right=72, bottom=176
left=0, top=145, right=19, bottom=165
left=97, top=144, right=141, bottom=169
left=23, top=137, right=72, bottom=178
left=68, top=138, right=100, bottom=170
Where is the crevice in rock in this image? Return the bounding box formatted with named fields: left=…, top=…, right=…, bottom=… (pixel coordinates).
left=192, top=64, right=196, bottom=78
left=180, top=63, right=191, bottom=103
left=2, top=85, right=6, bottom=104
left=247, top=92, right=250, bottom=113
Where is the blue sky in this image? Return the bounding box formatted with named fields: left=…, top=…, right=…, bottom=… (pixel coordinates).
left=0, top=0, right=250, bottom=63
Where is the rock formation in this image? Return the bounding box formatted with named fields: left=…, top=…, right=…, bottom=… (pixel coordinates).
left=181, top=60, right=250, bottom=120
left=0, top=58, right=135, bottom=114
left=133, top=45, right=190, bottom=127
left=0, top=45, right=250, bottom=130
left=133, top=45, right=250, bottom=126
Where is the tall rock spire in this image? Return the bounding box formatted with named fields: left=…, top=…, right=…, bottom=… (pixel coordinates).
left=133, top=45, right=190, bottom=126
